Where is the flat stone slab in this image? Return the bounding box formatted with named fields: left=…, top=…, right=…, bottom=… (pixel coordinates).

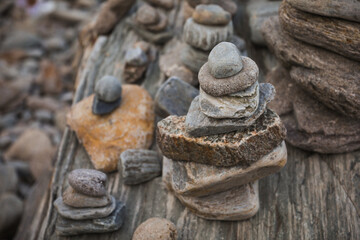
left=157, top=109, right=286, bottom=167
left=63, top=186, right=111, bottom=208
left=166, top=141, right=286, bottom=197
left=185, top=83, right=275, bottom=137
left=54, top=196, right=116, bottom=220
left=56, top=201, right=125, bottom=236
left=279, top=1, right=360, bottom=61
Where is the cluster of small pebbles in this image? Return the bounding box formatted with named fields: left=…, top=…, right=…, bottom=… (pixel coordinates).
left=157, top=43, right=287, bottom=220
left=262, top=1, right=360, bottom=153
left=54, top=169, right=125, bottom=236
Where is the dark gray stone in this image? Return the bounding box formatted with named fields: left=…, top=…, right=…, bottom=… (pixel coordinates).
left=119, top=149, right=161, bottom=185
left=0, top=193, right=23, bottom=234
left=56, top=201, right=125, bottom=236
left=186, top=83, right=275, bottom=137
left=0, top=163, right=18, bottom=194
left=208, top=42, right=243, bottom=78
left=94, top=75, right=122, bottom=102
left=181, top=44, right=209, bottom=73
left=92, top=95, right=121, bottom=115
left=154, top=77, right=199, bottom=118
left=68, top=169, right=107, bottom=197
left=54, top=196, right=116, bottom=220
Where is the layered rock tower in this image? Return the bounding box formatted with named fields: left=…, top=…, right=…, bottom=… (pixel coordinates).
left=157, top=42, right=287, bottom=220
left=262, top=0, right=360, bottom=153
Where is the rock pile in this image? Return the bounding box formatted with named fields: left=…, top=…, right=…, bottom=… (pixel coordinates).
left=262, top=0, right=360, bottom=153
left=55, top=169, right=125, bottom=236
left=157, top=42, right=287, bottom=220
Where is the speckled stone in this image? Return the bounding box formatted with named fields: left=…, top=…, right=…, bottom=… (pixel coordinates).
left=62, top=186, right=111, bottom=208
left=183, top=18, right=233, bottom=51
left=185, top=83, right=275, bottom=137
left=56, top=201, right=125, bottom=236
left=192, top=4, right=231, bottom=26
left=68, top=169, right=107, bottom=197
left=199, top=81, right=259, bottom=119
left=119, top=149, right=161, bottom=185
left=166, top=141, right=286, bottom=197
left=157, top=109, right=286, bottom=167
left=208, top=42, right=243, bottom=78
left=132, top=218, right=177, bottom=240
left=54, top=196, right=116, bottom=220
left=94, top=76, right=122, bottom=102
left=198, top=56, right=259, bottom=97
left=136, top=4, right=159, bottom=26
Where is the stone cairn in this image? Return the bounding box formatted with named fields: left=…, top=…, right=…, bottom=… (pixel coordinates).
left=157, top=42, right=287, bottom=220
left=127, top=0, right=174, bottom=44
left=54, top=169, right=125, bottom=236
left=262, top=0, right=360, bottom=153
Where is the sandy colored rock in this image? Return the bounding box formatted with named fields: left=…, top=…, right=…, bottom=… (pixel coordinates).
left=63, top=186, right=111, bottom=208
left=198, top=57, right=259, bottom=97
left=123, top=64, right=147, bottom=83
left=157, top=109, right=286, bottom=167
left=265, top=66, right=295, bottom=116
left=167, top=141, right=286, bottom=197
left=185, top=83, right=275, bottom=137
left=279, top=1, right=360, bottom=61
left=136, top=4, right=159, bottom=26
left=287, top=0, right=360, bottom=23
left=4, top=128, right=54, bottom=179
left=186, top=0, right=237, bottom=15
left=145, top=11, right=168, bottom=33
left=67, top=85, right=155, bottom=172
left=262, top=17, right=360, bottom=119
left=145, top=0, right=174, bottom=10
left=192, top=4, right=231, bottom=26
left=132, top=217, right=177, bottom=240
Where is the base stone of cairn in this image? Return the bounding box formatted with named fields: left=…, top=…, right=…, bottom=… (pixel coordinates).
left=158, top=42, right=287, bottom=220
left=54, top=169, right=125, bottom=236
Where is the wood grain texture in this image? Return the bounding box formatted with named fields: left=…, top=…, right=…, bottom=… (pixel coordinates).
left=16, top=1, right=360, bottom=239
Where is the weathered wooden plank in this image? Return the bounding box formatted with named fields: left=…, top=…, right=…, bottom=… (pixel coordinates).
left=18, top=1, right=360, bottom=239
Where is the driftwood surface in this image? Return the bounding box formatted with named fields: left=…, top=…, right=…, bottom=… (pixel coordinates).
left=16, top=1, right=360, bottom=240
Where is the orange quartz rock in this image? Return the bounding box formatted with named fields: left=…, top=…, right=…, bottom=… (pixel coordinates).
left=67, top=84, right=155, bottom=172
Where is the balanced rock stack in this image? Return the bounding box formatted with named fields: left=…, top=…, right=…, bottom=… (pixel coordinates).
left=157, top=42, right=287, bottom=220
left=54, top=169, right=125, bottom=236
left=181, top=4, right=233, bottom=73
left=262, top=0, right=360, bottom=153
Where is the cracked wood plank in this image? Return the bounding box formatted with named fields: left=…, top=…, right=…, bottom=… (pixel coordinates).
left=16, top=1, right=360, bottom=239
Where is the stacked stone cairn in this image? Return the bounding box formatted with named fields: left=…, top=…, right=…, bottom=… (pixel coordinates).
left=54, top=169, right=125, bottom=236
left=128, top=0, right=174, bottom=44
left=262, top=0, right=360, bottom=153
left=157, top=42, right=287, bottom=220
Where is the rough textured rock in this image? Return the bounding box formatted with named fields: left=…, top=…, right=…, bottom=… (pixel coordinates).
left=265, top=66, right=295, bottom=116
left=136, top=4, right=159, bottom=26
left=287, top=0, right=360, bottom=23
left=56, top=201, right=125, bottom=236
left=180, top=44, right=209, bottom=73
left=68, top=169, right=107, bottom=197
left=4, top=128, right=54, bottom=179
left=262, top=17, right=360, bottom=119
left=63, top=186, right=111, bottom=208
left=169, top=180, right=259, bottom=221
left=132, top=218, right=177, bottom=240
left=155, top=77, right=199, bottom=118
left=157, top=109, right=286, bottom=167
left=0, top=193, right=23, bottom=234
left=279, top=1, right=360, bottom=61
left=145, top=0, right=174, bottom=10
left=167, top=141, right=286, bottom=197
left=54, top=196, right=116, bottom=220
left=67, top=85, right=155, bottom=172
left=247, top=1, right=280, bottom=45
left=208, top=42, right=243, bottom=78
left=198, top=57, right=259, bottom=97
left=199, top=83, right=259, bottom=119
left=186, top=83, right=275, bottom=136
left=119, top=149, right=161, bottom=185
left=192, top=4, right=231, bottom=26
left=183, top=18, right=233, bottom=51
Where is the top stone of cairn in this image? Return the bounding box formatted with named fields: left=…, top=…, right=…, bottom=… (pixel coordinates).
left=94, top=76, right=122, bottom=103
left=192, top=4, right=231, bottom=26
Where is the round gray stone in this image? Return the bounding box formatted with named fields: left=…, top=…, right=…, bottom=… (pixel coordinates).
left=125, top=47, right=148, bottom=67
left=208, top=42, right=243, bottom=78
left=68, top=169, right=107, bottom=197
left=198, top=56, right=259, bottom=96
left=94, top=76, right=122, bottom=102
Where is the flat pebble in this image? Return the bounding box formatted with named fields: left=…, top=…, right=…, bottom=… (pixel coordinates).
left=68, top=169, right=107, bottom=197
left=193, top=4, right=231, bottom=25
